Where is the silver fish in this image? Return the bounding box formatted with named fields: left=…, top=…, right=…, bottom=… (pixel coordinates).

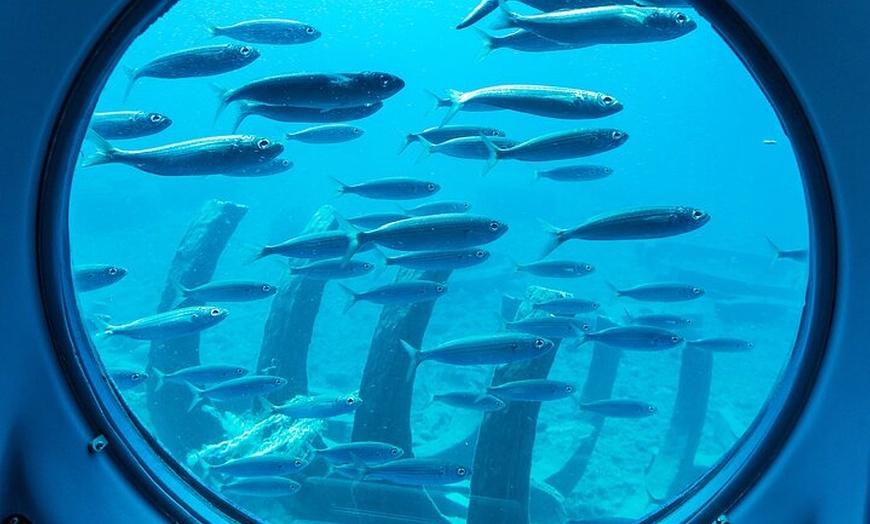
left=340, top=281, right=447, bottom=313
left=216, top=72, right=405, bottom=117
left=436, top=84, right=622, bottom=125
left=109, top=369, right=148, bottom=390
left=578, top=399, right=658, bottom=418
left=177, top=280, right=276, bottom=303
left=623, top=310, right=694, bottom=329
left=347, top=212, right=409, bottom=229
left=400, top=125, right=506, bottom=154
left=493, top=4, right=697, bottom=46
left=288, top=259, right=374, bottom=280
left=456, top=0, right=499, bottom=30
left=333, top=177, right=440, bottom=200
left=685, top=337, right=754, bottom=352
left=505, top=316, right=587, bottom=339
left=402, top=333, right=553, bottom=379
left=343, top=458, right=471, bottom=486
left=250, top=230, right=373, bottom=263
left=90, top=111, right=172, bottom=140
left=581, top=325, right=684, bottom=350
left=535, top=165, right=613, bottom=182
left=206, top=455, right=309, bottom=477
left=234, top=102, right=383, bottom=132
left=286, top=124, right=364, bottom=144
left=483, top=129, right=628, bottom=175
left=125, top=44, right=259, bottom=98
left=380, top=248, right=490, bottom=271
left=540, top=206, right=710, bottom=257
left=73, top=264, right=128, bottom=292
left=487, top=379, right=576, bottom=401
left=765, top=236, right=808, bottom=262
left=205, top=19, right=321, bottom=45
left=431, top=392, right=507, bottom=412
left=403, top=201, right=472, bottom=216
left=418, top=135, right=521, bottom=161
left=532, top=297, right=599, bottom=315
left=609, top=282, right=706, bottom=302
left=189, top=375, right=287, bottom=410
left=345, top=213, right=509, bottom=262
left=515, top=259, right=595, bottom=278
left=317, top=441, right=404, bottom=465
left=96, top=306, right=228, bottom=340
left=82, top=134, right=284, bottom=176
left=153, top=364, right=248, bottom=391
left=220, top=476, right=300, bottom=497
left=271, top=393, right=362, bottom=419
left=475, top=28, right=588, bottom=58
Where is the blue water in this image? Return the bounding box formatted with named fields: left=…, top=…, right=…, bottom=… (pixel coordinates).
left=69, top=1, right=809, bottom=522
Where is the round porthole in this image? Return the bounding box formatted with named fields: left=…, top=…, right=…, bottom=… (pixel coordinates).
left=40, top=0, right=832, bottom=523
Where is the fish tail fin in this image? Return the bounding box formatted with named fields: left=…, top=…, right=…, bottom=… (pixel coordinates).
left=122, top=65, right=138, bottom=101
left=492, top=0, right=518, bottom=31
left=193, top=13, right=218, bottom=37
left=764, top=236, right=784, bottom=261
left=81, top=131, right=117, bottom=168
left=604, top=280, right=622, bottom=304
left=371, top=249, right=390, bottom=279
left=329, top=176, right=349, bottom=198
left=152, top=367, right=166, bottom=392
left=439, top=89, right=465, bottom=127
left=186, top=383, right=205, bottom=412
left=397, top=128, right=416, bottom=155
left=337, top=283, right=360, bottom=313
left=537, top=219, right=566, bottom=259
left=414, top=135, right=436, bottom=164
left=531, top=170, right=542, bottom=184
left=231, top=102, right=252, bottom=133
left=622, top=308, right=634, bottom=324
left=423, top=89, right=452, bottom=116
left=480, top=134, right=505, bottom=176
left=92, top=314, right=114, bottom=339
left=240, top=243, right=267, bottom=265
left=400, top=339, right=422, bottom=382
left=473, top=28, right=496, bottom=61
left=211, top=83, right=232, bottom=124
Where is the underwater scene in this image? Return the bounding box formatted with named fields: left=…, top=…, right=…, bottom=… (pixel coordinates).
left=69, top=0, right=810, bottom=522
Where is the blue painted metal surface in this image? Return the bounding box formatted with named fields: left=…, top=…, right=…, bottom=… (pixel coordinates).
left=0, top=0, right=866, bottom=523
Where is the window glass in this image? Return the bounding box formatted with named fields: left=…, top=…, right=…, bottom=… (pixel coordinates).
left=69, top=1, right=809, bottom=522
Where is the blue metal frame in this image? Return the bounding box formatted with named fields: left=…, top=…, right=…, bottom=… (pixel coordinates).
left=1, top=0, right=863, bottom=522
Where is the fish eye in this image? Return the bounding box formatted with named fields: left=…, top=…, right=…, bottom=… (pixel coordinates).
left=456, top=467, right=467, bottom=476
left=612, top=131, right=623, bottom=140
left=604, top=167, right=613, bottom=174
left=240, top=46, right=252, bottom=55
left=602, top=95, right=615, bottom=105
left=671, top=336, right=681, bottom=343
left=676, top=13, right=687, bottom=22
left=149, top=113, right=163, bottom=123
left=294, top=459, right=303, bottom=467
left=390, top=448, right=400, bottom=455
left=305, top=26, right=315, bottom=34
left=584, top=264, right=593, bottom=271
left=108, top=267, right=118, bottom=275
left=262, top=285, right=272, bottom=292
left=534, top=338, right=545, bottom=348
left=747, top=342, right=754, bottom=348
left=236, top=368, right=245, bottom=375
left=489, top=221, right=500, bottom=231
left=257, top=138, right=271, bottom=149
left=353, top=127, right=362, bottom=134
left=475, top=250, right=485, bottom=258
left=209, top=308, right=221, bottom=317
left=274, top=378, right=283, bottom=385
left=131, top=373, right=140, bottom=380
left=436, top=285, right=445, bottom=292
left=427, top=183, right=436, bottom=191
left=281, top=160, right=290, bottom=166
left=565, top=385, right=574, bottom=392
left=346, top=397, right=356, bottom=405
left=649, top=405, right=657, bottom=412
left=692, top=287, right=702, bottom=294
left=591, top=302, right=600, bottom=309
left=692, top=210, right=704, bottom=219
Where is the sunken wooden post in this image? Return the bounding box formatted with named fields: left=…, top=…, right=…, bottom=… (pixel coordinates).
left=644, top=346, right=714, bottom=501
left=146, top=200, right=248, bottom=456
left=545, top=315, right=621, bottom=496
left=467, top=286, right=566, bottom=524
left=351, top=267, right=451, bottom=453
left=257, top=205, right=338, bottom=402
